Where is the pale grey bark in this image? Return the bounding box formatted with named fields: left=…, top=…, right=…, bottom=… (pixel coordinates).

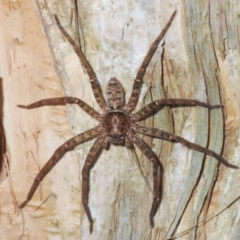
left=0, top=0, right=239, bottom=240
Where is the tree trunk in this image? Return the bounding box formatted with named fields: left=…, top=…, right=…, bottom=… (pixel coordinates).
left=0, top=0, right=239, bottom=239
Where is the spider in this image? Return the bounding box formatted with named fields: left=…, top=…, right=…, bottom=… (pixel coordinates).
left=18, top=11, right=238, bottom=233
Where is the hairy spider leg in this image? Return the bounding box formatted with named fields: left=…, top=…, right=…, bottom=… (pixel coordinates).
left=129, top=134, right=162, bottom=228
left=82, top=136, right=105, bottom=233
left=17, top=97, right=100, bottom=120
left=19, top=126, right=99, bottom=209
left=132, top=99, right=223, bottom=122
left=124, top=11, right=177, bottom=112
left=54, top=15, right=108, bottom=110
left=135, top=125, right=239, bottom=169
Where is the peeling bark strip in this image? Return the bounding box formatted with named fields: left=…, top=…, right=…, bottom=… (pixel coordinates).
left=0, top=120, right=6, bottom=181
left=16, top=10, right=238, bottom=235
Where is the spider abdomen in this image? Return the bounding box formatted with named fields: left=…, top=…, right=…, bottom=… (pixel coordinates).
left=106, top=77, right=125, bottom=109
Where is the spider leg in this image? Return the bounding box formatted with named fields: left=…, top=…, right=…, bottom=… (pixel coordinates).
left=19, top=126, right=99, bottom=209
left=17, top=97, right=100, bottom=120
left=123, top=11, right=176, bottom=112
left=125, top=136, right=133, bottom=149
left=132, top=99, right=223, bottom=122
left=54, top=15, right=108, bottom=110
left=81, top=136, right=105, bottom=233
left=135, top=125, right=239, bottom=169
left=128, top=133, right=162, bottom=228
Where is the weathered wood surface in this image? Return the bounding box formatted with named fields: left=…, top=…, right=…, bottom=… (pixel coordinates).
left=0, top=0, right=239, bottom=239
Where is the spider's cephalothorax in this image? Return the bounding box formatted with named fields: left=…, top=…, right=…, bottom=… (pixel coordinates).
left=102, top=111, right=131, bottom=146
left=18, top=11, right=238, bottom=234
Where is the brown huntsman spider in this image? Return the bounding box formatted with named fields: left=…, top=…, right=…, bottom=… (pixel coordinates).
left=18, top=11, right=238, bottom=233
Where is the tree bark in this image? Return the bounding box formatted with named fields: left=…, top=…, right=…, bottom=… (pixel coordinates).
left=0, top=0, right=239, bottom=239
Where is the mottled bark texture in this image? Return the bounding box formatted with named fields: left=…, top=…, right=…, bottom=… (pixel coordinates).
left=0, top=1, right=239, bottom=240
